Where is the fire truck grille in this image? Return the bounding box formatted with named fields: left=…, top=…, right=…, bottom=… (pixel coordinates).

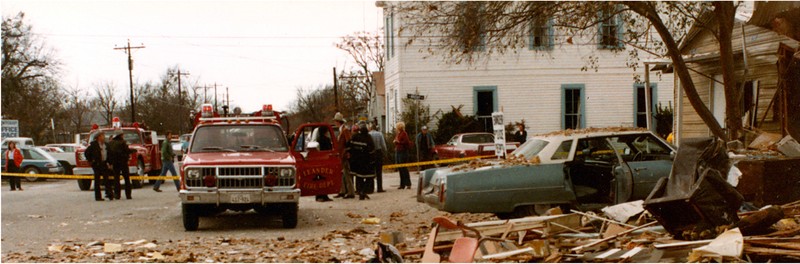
left=217, top=178, right=263, bottom=189
left=184, top=166, right=295, bottom=188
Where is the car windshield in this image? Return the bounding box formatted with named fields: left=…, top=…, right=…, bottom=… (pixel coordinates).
left=511, top=139, right=549, bottom=159
left=90, top=130, right=142, bottom=145
left=191, top=125, right=288, bottom=153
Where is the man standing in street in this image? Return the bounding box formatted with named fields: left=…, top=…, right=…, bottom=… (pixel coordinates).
left=416, top=126, right=435, bottom=170
left=108, top=134, right=135, bottom=199
left=333, top=112, right=355, bottom=199
left=368, top=123, right=386, bottom=193
left=154, top=131, right=179, bottom=192
left=84, top=132, right=113, bottom=201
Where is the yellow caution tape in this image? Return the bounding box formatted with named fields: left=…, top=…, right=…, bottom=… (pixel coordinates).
left=0, top=172, right=179, bottom=181
left=1, top=155, right=497, bottom=179
left=381, top=155, right=496, bottom=170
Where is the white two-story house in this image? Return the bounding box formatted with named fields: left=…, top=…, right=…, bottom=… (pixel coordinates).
left=377, top=2, right=674, bottom=135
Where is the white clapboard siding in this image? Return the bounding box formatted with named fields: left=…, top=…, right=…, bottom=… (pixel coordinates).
left=382, top=13, right=674, bottom=134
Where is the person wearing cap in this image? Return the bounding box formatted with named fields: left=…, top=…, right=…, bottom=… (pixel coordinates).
left=108, top=133, right=135, bottom=199
left=333, top=112, right=355, bottom=199
left=393, top=122, right=412, bottom=189
left=416, top=126, right=436, bottom=170
left=348, top=121, right=376, bottom=200
left=368, top=123, right=387, bottom=193
left=84, top=132, right=113, bottom=201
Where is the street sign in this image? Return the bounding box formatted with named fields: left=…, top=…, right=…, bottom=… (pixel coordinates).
left=406, top=94, right=425, bottom=100
left=2, top=120, right=19, bottom=139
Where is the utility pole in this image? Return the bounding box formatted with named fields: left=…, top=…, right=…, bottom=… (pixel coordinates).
left=333, top=67, right=339, bottom=112
left=226, top=87, right=229, bottom=107
left=214, top=83, right=218, bottom=112
left=114, top=39, right=145, bottom=122
left=170, top=69, right=190, bottom=134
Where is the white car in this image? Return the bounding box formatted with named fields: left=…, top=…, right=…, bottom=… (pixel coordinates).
left=1, top=137, right=34, bottom=148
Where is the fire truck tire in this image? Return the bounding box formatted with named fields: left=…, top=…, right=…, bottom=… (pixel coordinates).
left=182, top=204, right=200, bottom=231
left=77, top=179, right=92, bottom=191
left=132, top=160, right=145, bottom=188
left=281, top=203, right=298, bottom=229
left=23, top=166, right=40, bottom=182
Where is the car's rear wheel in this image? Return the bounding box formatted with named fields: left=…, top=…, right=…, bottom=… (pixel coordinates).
left=281, top=203, right=298, bottom=229
left=77, top=179, right=92, bottom=191
left=132, top=160, right=144, bottom=188
left=182, top=204, right=200, bottom=231
left=23, top=167, right=40, bottom=182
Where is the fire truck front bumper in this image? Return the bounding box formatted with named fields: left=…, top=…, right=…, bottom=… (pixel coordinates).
left=180, top=188, right=300, bottom=205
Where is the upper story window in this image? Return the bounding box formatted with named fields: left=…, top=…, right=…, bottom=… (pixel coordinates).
left=458, top=2, right=486, bottom=52
left=598, top=9, right=623, bottom=49
left=529, top=17, right=553, bottom=50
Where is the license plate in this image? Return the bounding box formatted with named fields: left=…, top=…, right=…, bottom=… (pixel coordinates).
left=230, top=194, right=251, bottom=203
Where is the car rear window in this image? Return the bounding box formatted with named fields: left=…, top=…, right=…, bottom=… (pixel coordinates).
left=551, top=140, right=574, bottom=160
left=463, top=134, right=494, bottom=143
left=511, top=139, right=549, bottom=159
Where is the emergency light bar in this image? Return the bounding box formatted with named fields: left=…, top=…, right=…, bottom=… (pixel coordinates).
left=262, top=104, right=274, bottom=116
left=198, top=116, right=277, bottom=123
left=201, top=103, right=214, bottom=118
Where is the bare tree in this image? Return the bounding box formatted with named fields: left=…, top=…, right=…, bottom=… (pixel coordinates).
left=393, top=1, right=741, bottom=141
left=94, top=82, right=119, bottom=125
left=335, top=31, right=385, bottom=104
left=2, top=12, right=64, bottom=143
left=63, top=86, right=95, bottom=134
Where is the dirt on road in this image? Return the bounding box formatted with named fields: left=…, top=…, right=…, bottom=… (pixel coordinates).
left=1, top=172, right=496, bottom=262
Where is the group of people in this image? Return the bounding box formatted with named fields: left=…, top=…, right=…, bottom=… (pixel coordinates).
left=84, top=132, right=136, bottom=201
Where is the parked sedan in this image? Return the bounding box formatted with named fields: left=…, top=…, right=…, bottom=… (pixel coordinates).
left=417, top=128, right=674, bottom=219
left=2, top=146, right=65, bottom=181
left=433, top=132, right=519, bottom=159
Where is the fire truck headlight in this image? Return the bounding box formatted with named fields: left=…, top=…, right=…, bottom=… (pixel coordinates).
left=186, top=169, right=201, bottom=179
left=279, top=168, right=295, bottom=178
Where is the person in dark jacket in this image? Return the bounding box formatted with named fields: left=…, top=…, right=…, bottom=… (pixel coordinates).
left=348, top=121, right=375, bottom=200
left=84, top=132, right=113, bottom=201
left=108, top=133, right=135, bottom=199
left=514, top=123, right=527, bottom=144
left=4, top=141, right=23, bottom=191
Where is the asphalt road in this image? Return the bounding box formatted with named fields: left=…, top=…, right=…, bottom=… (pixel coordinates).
left=1, top=171, right=446, bottom=257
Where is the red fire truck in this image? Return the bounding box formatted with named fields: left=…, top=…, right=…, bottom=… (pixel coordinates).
left=74, top=118, right=163, bottom=190
left=180, top=104, right=341, bottom=230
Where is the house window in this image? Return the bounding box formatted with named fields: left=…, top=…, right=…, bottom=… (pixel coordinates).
left=459, top=2, right=486, bottom=52
left=598, top=9, right=623, bottom=49
left=529, top=18, right=553, bottom=50
left=562, top=84, right=585, bottom=130
left=474, top=86, right=497, bottom=132
left=634, top=83, right=657, bottom=128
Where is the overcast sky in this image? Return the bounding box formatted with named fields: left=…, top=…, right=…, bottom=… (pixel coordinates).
left=2, top=0, right=383, bottom=114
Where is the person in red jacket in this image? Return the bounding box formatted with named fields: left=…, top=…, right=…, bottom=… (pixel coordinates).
left=4, top=141, right=23, bottom=191
left=393, top=122, right=412, bottom=189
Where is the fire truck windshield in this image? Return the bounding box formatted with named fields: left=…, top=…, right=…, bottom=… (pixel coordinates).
left=191, top=125, right=288, bottom=153
left=90, top=130, right=142, bottom=145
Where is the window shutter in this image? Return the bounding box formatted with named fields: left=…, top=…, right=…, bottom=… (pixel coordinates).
left=547, top=18, right=555, bottom=49
left=528, top=21, right=535, bottom=50
left=597, top=11, right=604, bottom=49
left=616, top=12, right=624, bottom=48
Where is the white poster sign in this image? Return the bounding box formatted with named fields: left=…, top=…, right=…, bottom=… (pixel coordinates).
left=491, top=112, right=506, bottom=158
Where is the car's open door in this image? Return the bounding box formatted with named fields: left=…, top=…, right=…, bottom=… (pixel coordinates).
left=290, top=123, right=342, bottom=196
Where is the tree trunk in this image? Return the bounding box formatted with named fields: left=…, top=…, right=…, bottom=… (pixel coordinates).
left=626, top=2, right=728, bottom=141
left=713, top=2, right=742, bottom=141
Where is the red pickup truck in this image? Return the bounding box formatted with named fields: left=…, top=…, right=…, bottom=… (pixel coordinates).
left=433, top=132, right=520, bottom=160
